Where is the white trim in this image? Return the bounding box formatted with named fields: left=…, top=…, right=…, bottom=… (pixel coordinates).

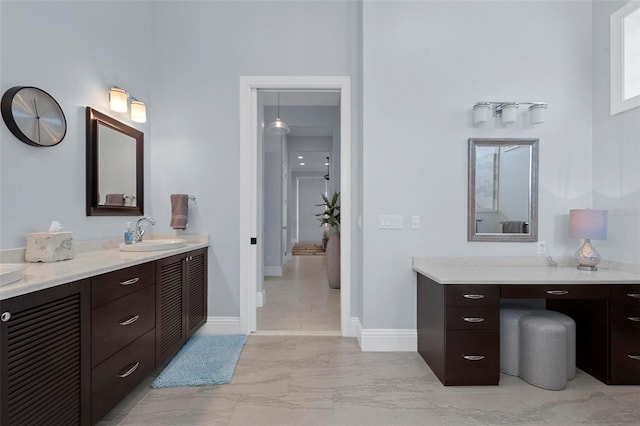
left=239, top=76, right=352, bottom=337
left=256, top=289, right=266, bottom=307
left=263, top=266, right=282, bottom=277
left=359, top=329, right=418, bottom=352
left=611, top=1, right=640, bottom=114
left=352, top=317, right=363, bottom=345
left=195, top=317, right=243, bottom=335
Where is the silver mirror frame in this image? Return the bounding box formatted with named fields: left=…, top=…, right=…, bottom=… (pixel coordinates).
left=467, top=138, right=539, bottom=242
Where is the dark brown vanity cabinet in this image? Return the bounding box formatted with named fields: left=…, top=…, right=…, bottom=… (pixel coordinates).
left=0, top=280, right=91, bottom=426
left=90, top=262, right=157, bottom=424
left=609, top=285, right=640, bottom=384
left=156, top=248, right=208, bottom=367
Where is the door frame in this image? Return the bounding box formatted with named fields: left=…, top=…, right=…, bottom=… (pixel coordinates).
left=239, top=76, right=352, bottom=335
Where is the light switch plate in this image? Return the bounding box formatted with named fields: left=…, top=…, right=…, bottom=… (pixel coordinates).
left=411, top=216, right=420, bottom=230
left=379, top=215, right=403, bottom=229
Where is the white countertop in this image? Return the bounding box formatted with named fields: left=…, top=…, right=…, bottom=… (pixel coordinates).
left=0, top=239, right=208, bottom=300
left=413, top=257, right=640, bottom=285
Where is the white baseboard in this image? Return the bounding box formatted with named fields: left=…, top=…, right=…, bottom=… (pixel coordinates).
left=195, top=317, right=242, bottom=335
left=347, top=317, right=362, bottom=340
left=359, top=327, right=417, bottom=352
left=256, top=289, right=266, bottom=307
left=264, top=266, right=282, bottom=277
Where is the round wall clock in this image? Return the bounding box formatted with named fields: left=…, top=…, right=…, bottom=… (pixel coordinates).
left=1, top=86, right=67, bottom=147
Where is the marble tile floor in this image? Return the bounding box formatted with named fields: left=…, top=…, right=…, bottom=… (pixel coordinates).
left=100, top=335, right=640, bottom=426
left=257, top=255, right=340, bottom=333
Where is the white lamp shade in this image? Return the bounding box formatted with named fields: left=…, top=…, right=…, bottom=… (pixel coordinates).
left=268, top=118, right=290, bottom=135
left=473, top=103, right=490, bottom=124
left=501, top=103, right=518, bottom=123
left=569, top=209, right=608, bottom=240
left=130, top=100, right=147, bottom=123
left=109, top=87, right=128, bottom=113
left=529, top=104, right=546, bottom=124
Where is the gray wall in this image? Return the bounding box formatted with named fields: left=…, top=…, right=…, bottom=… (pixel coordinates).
left=592, top=0, right=640, bottom=265
left=297, top=177, right=327, bottom=242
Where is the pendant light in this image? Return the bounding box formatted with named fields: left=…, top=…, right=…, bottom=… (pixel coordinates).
left=268, top=92, right=290, bottom=135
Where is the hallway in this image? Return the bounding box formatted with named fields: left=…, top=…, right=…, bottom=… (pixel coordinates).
left=257, top=255, right=340, bottom=334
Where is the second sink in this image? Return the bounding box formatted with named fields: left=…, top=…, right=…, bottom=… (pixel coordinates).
left=119, top=239, right=186, bottom=252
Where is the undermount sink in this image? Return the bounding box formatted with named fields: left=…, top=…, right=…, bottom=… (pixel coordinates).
left=119, top=239, right=187, bottom=252
left=0, top=263, right=27, bottom=286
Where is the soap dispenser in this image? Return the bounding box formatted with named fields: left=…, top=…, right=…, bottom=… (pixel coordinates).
left=124, top=222, right=134, bottom=244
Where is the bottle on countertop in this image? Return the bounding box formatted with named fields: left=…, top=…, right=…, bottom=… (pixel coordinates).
left=124, top=222, right=134, bottom=244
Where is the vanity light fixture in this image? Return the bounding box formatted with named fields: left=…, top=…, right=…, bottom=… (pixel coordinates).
left=569, top=209, right=608, bottom=271
left=267, top=92, right=290, bottom=135
left=109, top=87, right=147, bottom=123
left=472, top=101, right=548, bottom=124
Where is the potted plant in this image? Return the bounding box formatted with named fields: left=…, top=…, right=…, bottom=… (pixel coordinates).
left=316, top=191, right=340, bottom=289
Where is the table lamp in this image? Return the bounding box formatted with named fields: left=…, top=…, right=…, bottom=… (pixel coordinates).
left=568, top=209, right=608, bottom=271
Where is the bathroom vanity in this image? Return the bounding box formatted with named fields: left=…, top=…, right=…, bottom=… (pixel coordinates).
left=0, top=241, right=208, bottom=425
left=414, top=258, right=640, bottom=387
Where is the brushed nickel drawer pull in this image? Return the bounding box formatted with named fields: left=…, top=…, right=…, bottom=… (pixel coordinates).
left=119, top=277, right=140, bottom=286
left=117, top=362, right=140, bottom=378
left=463, top=317, right=485, bottom=323
left=1, top=312, right=11, bottom=322
left=627, top=354, right=640, bottom=361
left=627, top=317, right=640, bottom=322
left=627, top=293, right=640, bottom=299
left=463, top=294, right=485, bottom=300
left=463, top=355, right=485, bottom=361
left=546, top=290, right=569, bottom=295
left=119, top=315, right=140, bottom=326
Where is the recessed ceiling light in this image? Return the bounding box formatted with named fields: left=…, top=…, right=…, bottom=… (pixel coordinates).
left=297, top=156, right=303, bottom=159
left=300, top=162, right=305, bottom=166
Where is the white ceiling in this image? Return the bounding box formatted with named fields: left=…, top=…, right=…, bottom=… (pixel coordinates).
left=262, top=90, right=340, bottom=107
left=290, top=151, right=330, bottom=173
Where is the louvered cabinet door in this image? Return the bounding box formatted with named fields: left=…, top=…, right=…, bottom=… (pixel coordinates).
left=156, top=254, right=186, bottom=367
left=0, top=280, right=90, bottom=426
left=185, top=248, right=208, bottom=338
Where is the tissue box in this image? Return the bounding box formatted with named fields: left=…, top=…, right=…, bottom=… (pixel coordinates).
left=25, top=232, right=75, bottom=263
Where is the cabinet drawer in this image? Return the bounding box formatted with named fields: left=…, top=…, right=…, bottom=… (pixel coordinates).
left=444, top=331, right=499, bottom=385
left=501, top=285, right=609, bottom=299
left=611, top=307, right=640, bottom=330
left=92, top=328, right=155, bottom=424
left=445, top=285, right=499, bottom=307
left=92, top=285, right=155, bottom=367
left=92, top=262, right=155, bottom=308
left=609, top=330, right=640, bottom=385
left=446, top=306, right=499, bottom=330
left=611, top=285, right=640, bottom=306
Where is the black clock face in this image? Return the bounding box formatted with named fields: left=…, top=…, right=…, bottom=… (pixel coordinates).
left=1, top=86, right=67, bottom=147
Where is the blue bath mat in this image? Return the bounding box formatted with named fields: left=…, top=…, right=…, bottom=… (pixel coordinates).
left=152, top=334, right=247, bottom=388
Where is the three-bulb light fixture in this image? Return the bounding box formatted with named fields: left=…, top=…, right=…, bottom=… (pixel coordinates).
left=473, top=101, right=547, bottom=125
left=109, top=87, right=147, bottom=123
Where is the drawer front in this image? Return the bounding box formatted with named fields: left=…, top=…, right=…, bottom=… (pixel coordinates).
left=609, top=330, right=640, bottom=385
left=444, top=331, right=499, bottom=385
left=611, top=285, right=640, bottom=306
left=92, top=285, right=155, bottom=367
left=446, top=306, right=499, bottom=330
left=445, top=285, right=499, bottom=307
left=501, top=285, right=609, bottom=299
left=92, top=262, right=155, bottom=308
left=611, top=307, right=640, bottom=330
left=92, top=328, right=155, bottom=424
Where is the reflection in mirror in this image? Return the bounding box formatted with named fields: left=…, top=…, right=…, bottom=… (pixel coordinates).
left=468, top=138, right=538, bottom=242
left=86, top=107, right=143, bottom=216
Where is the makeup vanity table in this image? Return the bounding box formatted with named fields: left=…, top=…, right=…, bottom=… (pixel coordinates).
left=413, top=258, right=640, bottom=386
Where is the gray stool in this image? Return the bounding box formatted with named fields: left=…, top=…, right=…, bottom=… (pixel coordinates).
left=500, top=306, right=534, bottom=376
left=532, top=310, right=576, bottom=381
left=519, top=315, right=568, bottom=390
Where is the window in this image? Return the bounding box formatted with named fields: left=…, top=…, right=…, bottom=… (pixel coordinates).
left=611, top=1, right=640, bottom=114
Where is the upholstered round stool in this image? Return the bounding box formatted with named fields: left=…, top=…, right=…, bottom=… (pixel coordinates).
left=532, top=310, right=576, bottom=380
left=519, top=315, right=568, bottom=390
left=500, top=305, right=534, bottom=376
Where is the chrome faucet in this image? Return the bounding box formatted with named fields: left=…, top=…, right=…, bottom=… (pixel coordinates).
left=134, top=216, right=156, bottom=242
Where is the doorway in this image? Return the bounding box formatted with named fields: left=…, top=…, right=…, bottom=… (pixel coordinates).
left=239, top=76, right=352, bottom=336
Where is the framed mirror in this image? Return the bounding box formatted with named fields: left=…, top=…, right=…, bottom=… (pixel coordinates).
left=86, top=107, right=143, bottom=216
left=468, top=138, right=538, bottom=242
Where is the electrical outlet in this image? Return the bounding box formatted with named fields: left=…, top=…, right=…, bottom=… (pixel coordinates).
left=537, top=241, right=546, bottom=255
